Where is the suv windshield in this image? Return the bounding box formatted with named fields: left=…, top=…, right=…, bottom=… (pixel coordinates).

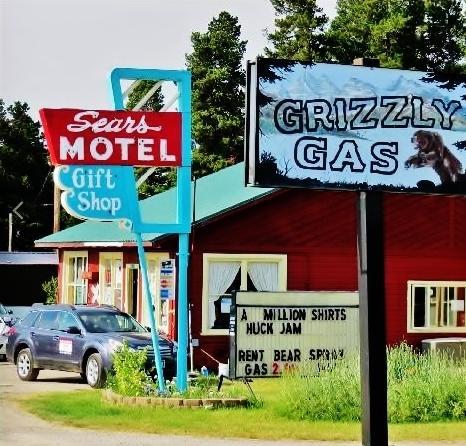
left=77, top=310, right=146, bottom=333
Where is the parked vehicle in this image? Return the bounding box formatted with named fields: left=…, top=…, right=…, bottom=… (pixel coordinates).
left=5, top=303, right=177, bottom=388
left=0, top=303, right=16, bottom=360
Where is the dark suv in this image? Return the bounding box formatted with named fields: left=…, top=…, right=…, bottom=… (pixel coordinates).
left=5, top=304, right=177, bottom=388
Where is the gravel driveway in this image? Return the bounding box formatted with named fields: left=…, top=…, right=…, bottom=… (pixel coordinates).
left=1, top=361, right=465, bottom=446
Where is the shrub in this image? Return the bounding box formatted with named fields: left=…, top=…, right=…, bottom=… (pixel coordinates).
left=42, top=276, right=58, bottom=304
left=106, top=343, right=157, bottom=397
left=279, top=343, right=466, bottom=423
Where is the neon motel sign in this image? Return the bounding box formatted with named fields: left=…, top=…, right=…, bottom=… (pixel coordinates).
left=40, top=108, right=182, bottom=222
left=40, top=108, right=182, bottom=167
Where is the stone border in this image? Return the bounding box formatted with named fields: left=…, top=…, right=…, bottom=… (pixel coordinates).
left=102, top=389, right=248, bottom=409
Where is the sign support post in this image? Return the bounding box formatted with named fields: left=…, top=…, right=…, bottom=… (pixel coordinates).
left=109, top=67, right=192, bottom=392
left=135, top=232, right=167, bottom=392
left=357, top=191, right=388, bottom=446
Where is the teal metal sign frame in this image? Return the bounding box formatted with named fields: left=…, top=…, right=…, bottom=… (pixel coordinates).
left=109, top=68, right=191, bottom=392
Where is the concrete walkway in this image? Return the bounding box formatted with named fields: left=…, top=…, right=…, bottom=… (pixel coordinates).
left=1, top=362, right=465, bottom=446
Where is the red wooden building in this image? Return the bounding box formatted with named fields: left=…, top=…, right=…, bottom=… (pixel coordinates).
left=36, top=162, right=466, bottom=370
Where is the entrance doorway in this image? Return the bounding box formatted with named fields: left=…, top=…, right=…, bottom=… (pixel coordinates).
left=125, top=265, right=139, bottom=319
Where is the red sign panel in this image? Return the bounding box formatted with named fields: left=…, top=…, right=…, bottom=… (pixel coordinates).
left=40, top=108, right=182, bottom=166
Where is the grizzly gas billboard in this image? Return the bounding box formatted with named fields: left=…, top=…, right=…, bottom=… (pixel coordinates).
left=245, top=59, right=466, bottom=194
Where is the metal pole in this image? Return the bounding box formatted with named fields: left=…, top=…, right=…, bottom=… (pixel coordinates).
left=175, top=70, right=192, bottom=392
left=134, top=232, right=166, bottom=393
left=189, top=304, right=194, bottom=373
left=357, top=191, right=388, bottom=446
left=8, top=213, right=12, bottom=252
left=176, top=232, right=189, bottom=390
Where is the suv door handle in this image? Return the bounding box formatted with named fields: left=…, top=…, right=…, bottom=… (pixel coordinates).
left=53, top=336, right=60, bottom=341
left=31, top=332, right=36, bottom=337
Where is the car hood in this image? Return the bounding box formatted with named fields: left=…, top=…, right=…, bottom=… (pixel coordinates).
left=104, top=332, right=173, bottom=348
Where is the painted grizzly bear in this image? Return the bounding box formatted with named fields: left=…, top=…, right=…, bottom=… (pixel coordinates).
left=405, top=130, right=463, bottom=184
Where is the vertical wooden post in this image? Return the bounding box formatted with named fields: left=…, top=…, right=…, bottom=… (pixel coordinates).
left=8, top=212, right=12, bottom=252
left=53, top=184, right=61, bottom=233
left=357, top=191, right=388, bottom=446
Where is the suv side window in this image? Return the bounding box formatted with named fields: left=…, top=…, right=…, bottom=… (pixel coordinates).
left=19, top=311, right=39, bottom=327
left=35, top=310, right=59, bottom=330
left=57, top=311, right=80, bottom=331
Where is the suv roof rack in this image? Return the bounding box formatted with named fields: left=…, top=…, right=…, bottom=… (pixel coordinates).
left=74, top=303, right=122, bottom=312
left=32, top=303, right=77, bottom=310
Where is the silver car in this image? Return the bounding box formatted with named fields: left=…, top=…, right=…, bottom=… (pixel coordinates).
left=0, top=304, right=15, bottom=359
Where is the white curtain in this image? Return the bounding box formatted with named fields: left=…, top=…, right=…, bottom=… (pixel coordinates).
left=248, top=262, right=278, bottom=291
left=208, top=261, right=240, bottom=328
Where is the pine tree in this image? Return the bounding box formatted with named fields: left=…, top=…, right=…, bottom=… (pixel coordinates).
left=422, top=0, right=465, bottom=72
left=265, top=0, right=329, bottom=62
left=186, top=11, right=246, bottom=173
left=125, top=80, right=176, bottom=198
left=327, top=0, right=426, bottom=69
left=0, top=100, right=53, bottom=250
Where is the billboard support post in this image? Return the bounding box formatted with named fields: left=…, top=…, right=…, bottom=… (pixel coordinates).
left=357, top=191, right=388, bottom=446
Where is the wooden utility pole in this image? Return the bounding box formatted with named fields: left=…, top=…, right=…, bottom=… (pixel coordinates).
left=53, top=184, right=60, bottom=233
left=357, top=192, right=388, bottom=446
left=353, top=57, right=388, bottom=446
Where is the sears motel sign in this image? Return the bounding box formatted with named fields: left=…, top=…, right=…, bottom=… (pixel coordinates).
left=229, top=291, right=359, bottom=378
left=40, top=108, right=182, bottom=167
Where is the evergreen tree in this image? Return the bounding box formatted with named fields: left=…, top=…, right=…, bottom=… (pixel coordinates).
left=265, top=0, right=329, bottom=62
left=125, top=80, right=176, bottom=198
left=422, top=0, right=465, bottom=72
left=0, top=100, right=53, bottom=250
left=186, top=11, right=247, bottom=173
left=125, top=79, right=164, bottom=112
left=327, top=0, right=425, bottom=69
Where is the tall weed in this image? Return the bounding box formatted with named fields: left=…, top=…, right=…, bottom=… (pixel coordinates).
left=388, top=343, right=466, bottom=422
left=279, top=353, right=360, bottom=421
left=279, top=343, right=466, bottom=423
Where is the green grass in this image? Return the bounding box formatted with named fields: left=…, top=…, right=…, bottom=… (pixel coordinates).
left=17, top=382, right=359, bottom=441
left=15, top=377, right=466, bottom=441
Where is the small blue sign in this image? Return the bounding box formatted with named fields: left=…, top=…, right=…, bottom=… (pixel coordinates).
left=54, top=165, right=140, bottom=224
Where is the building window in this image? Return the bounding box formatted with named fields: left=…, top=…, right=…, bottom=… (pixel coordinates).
left=62, top=251, right=88, bottom=304
left=408, top=281, right=466, bottom=332
left=145, top=253, right=170, bottom=333
left=99, top=252, right=123, bottom=309
left=202, top=254, right=287, bottom=335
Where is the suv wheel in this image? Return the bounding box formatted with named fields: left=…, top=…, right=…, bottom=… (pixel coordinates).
left=17, top=348, right=39, bottom=381
left=86, top=353, right=106, bottom=388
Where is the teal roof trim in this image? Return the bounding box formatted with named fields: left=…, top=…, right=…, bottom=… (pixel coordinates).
left=36, top=163, right=275, bottom=245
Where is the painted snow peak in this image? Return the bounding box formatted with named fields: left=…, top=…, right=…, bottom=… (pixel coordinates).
left=40, top=109, right=182, bottom=167
left=248, top=59, right=466, bottom=194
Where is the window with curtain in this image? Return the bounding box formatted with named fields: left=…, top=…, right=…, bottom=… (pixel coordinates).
left=203, top=254, right=287, bottom=333
left=408, top=281, right=466, bottom=332
left=63, top=251, right=88, bottom=304
left=99, top=253, right=123, bottom=308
